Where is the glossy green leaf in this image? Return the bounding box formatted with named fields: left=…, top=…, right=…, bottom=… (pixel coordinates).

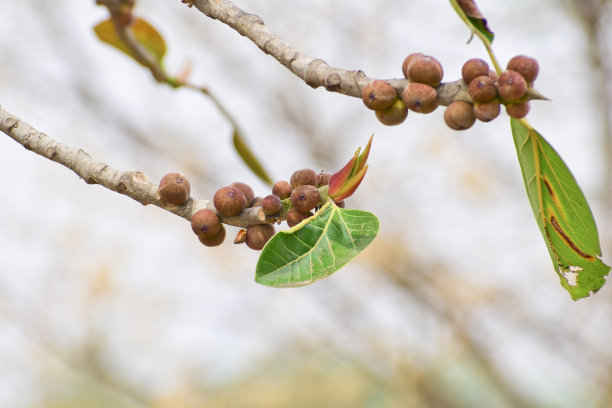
left=511, top=118, right=610, bottom=300
left=449, top=0, right=494, bottom=45
left=255, top=202, right=379, bottom=287
left=94, top=17, right=166, bottom=64
left=232, top=129, right=273, bottom=186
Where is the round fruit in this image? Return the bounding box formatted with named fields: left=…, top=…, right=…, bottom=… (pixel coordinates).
left=473, top=101, right=501, bottom=122
left=198, top=224, right=226, bottom=247
left=318, top=172, right=332, bottom=187
left=261, top=194, right=283, bottom=215
left=361, top=80, right=397, bottom=111
left=468, top=76, right=498, bottom=103
left=401, top=82, right=438, bottom=114
left=402, top=52, right=425, bottom=79
left=444, top=101, right=476, bottom=130
left=272, top=180, right=292, bottom=199
left=462, top=58, right=489, bottom=85
left=286, top=209, right=311, bottom=227
left=290, top=169, right=318, bottom=188
left=229, top=182, right=255, bottom=207
left=506, top=102, right=531, bottom=119
left=507, top=55, right=539, bottom=84
left=375, top=98, right=408, bottom=126
left=290, top=185, right=320, bottom=213
left=498, top=70, right=527, bottom=102
left=245, top=224, right=276, bottom=250
left=407, top=55, right=443, bottom=87
left=158, top=173, right=190, bottom=205
left=191, top=209, right=221, bottom=238
left=213, top=186, right=247, bottom=217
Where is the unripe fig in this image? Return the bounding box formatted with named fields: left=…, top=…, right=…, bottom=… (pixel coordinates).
left=198, top=224, right=226, bottom=247
left=497, top=70, right=527, bottom=102
left=245, top=224, right=276, bottom=250
left=462, top=58, right=489, bottom=85
left=507, top=55, right=539, bottom=84
left=375, top=98, right=408, bottom=126
left=444, top=101, right=476, bottom=131
left=361, top=80, right=397, bottom=111
left=468, top=76, right=498, bottom=103
left=290, top=168, right=318, bottom=188
left=488, top=70, right=499, bottom=82
left=317, top=171, right=332, bottom=187
left=191, top=209, right=221, bottom=238
left=286, top=209, right=311, bottom=227
left=272, top=180, right=292, bottom=199
left=229, top=182, right=255, bottom=207
left=407, top=55, right=443, bottom=86
left=291, top=185, right=320, bottom=213
left=401, top=82, right=438, bottom=114
left=473, top=101, right=501, bottom=122
left=506, top=102, right=531, bottom=119
left=262, top=194, right=282, bottom=215
left=213, top=186, right=247, bottom=217
left=158, top=173, right=190, bottom=205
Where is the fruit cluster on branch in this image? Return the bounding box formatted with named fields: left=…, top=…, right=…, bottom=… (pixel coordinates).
left=157, top=169, right=341, bottom=250
left=361, top=53, right=540, bottom=129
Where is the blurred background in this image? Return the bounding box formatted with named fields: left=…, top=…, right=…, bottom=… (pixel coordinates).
left=1, top=0, right=611, bottom=407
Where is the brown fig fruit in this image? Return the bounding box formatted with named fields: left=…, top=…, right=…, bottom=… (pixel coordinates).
left=245, top=224, right=276, bottom=250
left=213, top=186, right=247, bottom=217
left=468, top=76, right=498, bottom=103
left=361, top=80, right=397, bottom=111
left=286, top=209, right=312, bottom=227
left=198, top=224, right=226, bottom=247
left=506, top=102, right=531, bottom=119
left=498, top=70, right=527, bottom=102
left=158, top=173, right=190, bottom=205
left=407, top=55, right=444, bottom=86
left=191, top=209, right=221, bottom=238
left=317, top=171, right=332, bottom=187
left=262, top=194, right=283, bottom=215
left=402, top=82, right=438, bottom=114
left=229, top=182, right=255, bottom=207
left=444, top=101, right=476, bottom=131
left=402, top=52, right=425, bottom=79
left=290, top=169, right=318, bottom=188
left=375, top=98, right=408, bottom=126
left=462, top=58, right=489, bottom=85
left=507, top=55, right=539, bottom=84
left=272, top=180, right=292, bottom=199
left=291, top=185, right=320, bottom=213
left=473, top=101, right=501, bottom=122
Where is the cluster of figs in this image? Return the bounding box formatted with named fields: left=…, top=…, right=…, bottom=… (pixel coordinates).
left=361, top=53, right=540, bottom=129
left=157, top=168, right=337, bottom=250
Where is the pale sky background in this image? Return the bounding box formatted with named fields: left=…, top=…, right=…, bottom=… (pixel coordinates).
left=1, top=1, right=611, bottom=407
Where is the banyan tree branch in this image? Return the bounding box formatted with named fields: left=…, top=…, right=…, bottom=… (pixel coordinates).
left=186, top=0, right=471, bottom=105
left=0, top=105, right=266, bottom=228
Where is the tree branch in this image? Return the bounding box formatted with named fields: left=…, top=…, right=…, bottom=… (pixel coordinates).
left=0, top=105, right=267, bottom=228
left=186, top=0, right=471, bottom=105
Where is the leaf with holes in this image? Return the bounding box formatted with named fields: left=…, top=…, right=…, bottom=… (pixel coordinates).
left=449, top=0, right=494, bottom=45
left=255, top=202, right=379, bottom=287
left=511, top=118, right=610, bottom=299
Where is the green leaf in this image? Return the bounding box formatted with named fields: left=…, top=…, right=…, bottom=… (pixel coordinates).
left=449, top=0, right=494, bottom=45
left=94, top=17, right=166, bottom=64
left=255, top=202, right=380, bottom=288
left=232, top=129, right=273, bottom=186
left=511, top=118, right=610, bottom=300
